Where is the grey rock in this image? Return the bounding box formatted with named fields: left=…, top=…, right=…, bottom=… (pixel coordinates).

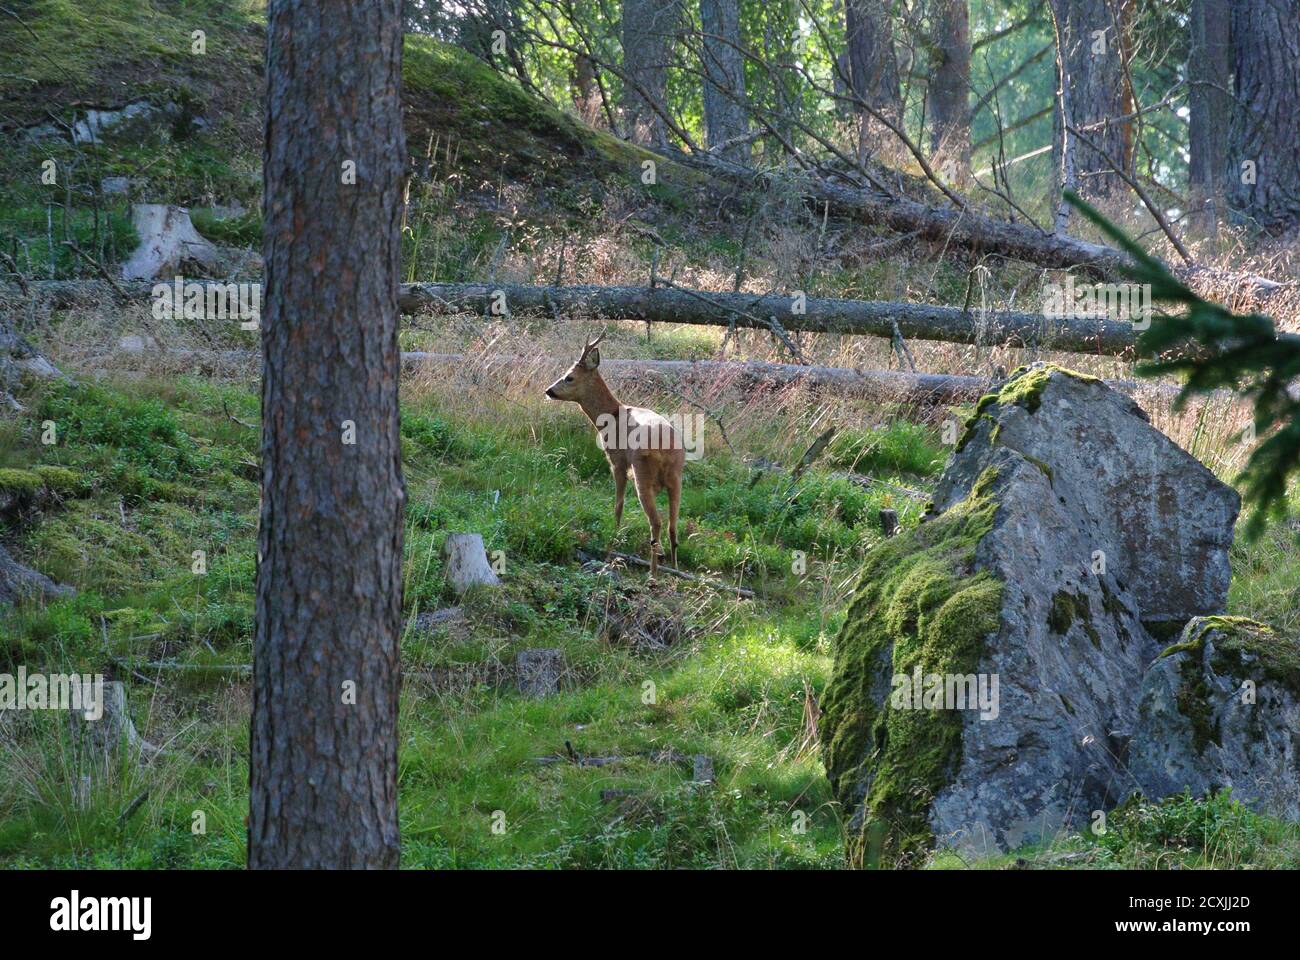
left=1129, top=617, right=1300, bottom=820
left=692, top=754, right=715, bottom=783
left=101, top=176, right=131, bottom=195
left=72, top=100, right=181, bottom=145
left=408, top=606, right=464, bottom=634
left=0, top=542, right=74, bottom=607
left=515, top=648, right=564, bottom=698
left=936, top=363, right=1239, bottom=624
left=822, top=365, right=1244, bottom=861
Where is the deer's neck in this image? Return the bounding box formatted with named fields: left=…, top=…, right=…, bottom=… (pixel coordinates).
left=577, top=376, right=622, bottom=428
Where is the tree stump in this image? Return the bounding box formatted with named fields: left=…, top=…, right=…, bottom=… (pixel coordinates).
left=68, top=681, right=161, bottom=761
left=515, top=648, right=564, bottom=698
left=441, top=533, right=500, bottom=594
left=879, top=508, right=900, bottom=537
left=120, top=204, right=220, bottom=281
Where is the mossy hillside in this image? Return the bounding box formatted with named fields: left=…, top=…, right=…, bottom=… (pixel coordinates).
left=0, top=0, right=264, bottom=115
left=820, top=467, right=1004, bottom=863
left=1, top=373, right=890, bottom=867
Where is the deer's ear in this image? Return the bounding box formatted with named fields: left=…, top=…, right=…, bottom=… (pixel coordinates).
left=583, top=348, right=601, bottom=369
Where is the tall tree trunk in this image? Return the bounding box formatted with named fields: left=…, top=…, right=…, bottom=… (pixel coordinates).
left=250, top=0, right=407, bottom=870
left=572, top=52, right=599, bottom=124
left=700, top=0, right=748, bottom=161
left=1187, top=0, right=1233, bottom=235
left=1227, top=0, right=1300, bottom=232
left=622, top=0, right=681, bottom=146
left=927, top=0, right=971, bottom=182
left=1049, top=0, right=1132, bottom=204
left=844, top=0, right=901, bottom=161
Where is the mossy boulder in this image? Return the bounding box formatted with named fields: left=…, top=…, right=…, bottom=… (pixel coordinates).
left=943, top=363, right=1238, bottom=624
left=1129, top=617, right=1300, bottom=819
left=823, top=365, right=1243, bottom=862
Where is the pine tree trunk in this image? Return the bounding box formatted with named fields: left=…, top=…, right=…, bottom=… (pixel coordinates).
left=928, top=0, right=971, bottom=182
left=1187, top=0, right=1233, bottom=234
left=844, top=0, right=901, bottom=160
left=700, top=0, right=748, bottom=161
left=1227, top=0, right=1300, bottom=232
left=622, top=0, right=681, bottom=146
left=249, top=0, right=407, bottom=870
left=1050, top=0, right=1132, bottom=202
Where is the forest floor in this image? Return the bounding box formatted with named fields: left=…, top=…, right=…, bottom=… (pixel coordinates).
left=2, top=1, right=1299, bottom=868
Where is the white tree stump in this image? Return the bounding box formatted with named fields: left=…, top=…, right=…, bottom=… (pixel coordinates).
left=68, top=681, right=161, bottom=761
left=441, top=533, right=500, bottom=594
left=120, top=204, right=220, bottom=281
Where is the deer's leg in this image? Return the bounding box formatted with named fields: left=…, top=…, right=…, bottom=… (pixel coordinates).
left=632, top=464, right=662, bottom=580
left=609, top=466, right=628, bottom=559
left=667, top=470, right=681, bottom=568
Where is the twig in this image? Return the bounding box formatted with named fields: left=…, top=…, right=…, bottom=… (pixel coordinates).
left=790, top=426, right=836, bottom=483
left=1065, top=123, right=1193, bottom=266
left=577, top=548, right=757, bottom=599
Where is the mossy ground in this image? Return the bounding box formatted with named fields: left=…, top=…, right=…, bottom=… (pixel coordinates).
left=3, top=1, right=1299, bottom=871
left=2, top=374, right=949, bottom=868
left=819, top=466, right=1004, bottom=865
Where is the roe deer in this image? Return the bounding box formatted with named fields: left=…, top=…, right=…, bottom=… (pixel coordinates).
left=545, top=334, right=684, bottom=580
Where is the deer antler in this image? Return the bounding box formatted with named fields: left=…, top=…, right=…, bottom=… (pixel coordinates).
left=579, top=331, right=606, bottom=361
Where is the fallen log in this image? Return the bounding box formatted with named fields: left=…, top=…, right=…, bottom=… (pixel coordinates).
left=399, top=281, right=1139, bottom=355
left=112, top=337, right=1180, bottom=406
left=21, top=277, right=1139, bottom=354
left=413, top=351, right=995, bottom=402
left=670, top=151, right=1288, bottom=300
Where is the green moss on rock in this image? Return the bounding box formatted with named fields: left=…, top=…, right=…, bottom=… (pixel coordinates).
left=33, top=465, right=85, bottom=496
left=821, top=467, right=1004, bottom=863
left=954, top=364, right=1099, bottom=452
left=1158, top=616, right=1297, bottom=755
left=0, top=469, right=43, bottom=496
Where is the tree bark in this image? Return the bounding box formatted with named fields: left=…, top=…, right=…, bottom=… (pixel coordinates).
left=699, top=0, right=748, bottom=161
left=1187, top=0, right=1233, bottom=234
left=400, top=280, right=1139, bottom=354
left=1227, top=0, right=1300, bottom=232
left=250, top=0, right=407, bottom=870
left=1049, top=0, right=1133, bottom=202
left=622, top=0, right=681, bottom=146
left=845, top=0, right=901, bottom=159
left=927, top=0, right=971, bottom=182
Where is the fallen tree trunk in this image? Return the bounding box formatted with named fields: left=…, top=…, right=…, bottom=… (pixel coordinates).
left=114, top=337, right=1179, bottom=405
left=400, top=281, right=1139, bottom=355
left=671, top=151, right=1288, bottom=300
left=408, top=350, right=996, bottom=402
left=22, top=277, right=1137, bottom=354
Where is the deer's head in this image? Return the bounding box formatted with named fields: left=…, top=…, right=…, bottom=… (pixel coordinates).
left=545, top=334, right=606, bottom=403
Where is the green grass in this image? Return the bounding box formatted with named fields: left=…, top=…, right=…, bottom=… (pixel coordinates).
left=2, top=374, right=1297, bottom=869
left=0, top=375, right=858, bottom=867
left=936, top=790, right=1300, bottom=870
